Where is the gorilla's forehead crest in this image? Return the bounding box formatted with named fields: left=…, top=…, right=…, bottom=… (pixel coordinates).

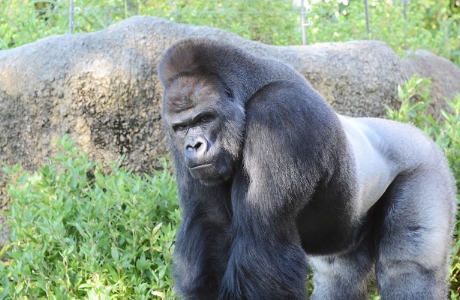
left=158, top=38, right=310, bottom=107
left=158, top=38, right=256, bottom=94
left=158, top=39, right=224, bottom=87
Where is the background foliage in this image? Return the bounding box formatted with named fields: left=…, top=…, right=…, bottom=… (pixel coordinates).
left=0, top=0, right=459, bottom=66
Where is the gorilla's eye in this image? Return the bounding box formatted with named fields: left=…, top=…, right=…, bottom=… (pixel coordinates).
left=196, top=114, right=214, bottom=125
left=173, top=124, right=188, bottom=132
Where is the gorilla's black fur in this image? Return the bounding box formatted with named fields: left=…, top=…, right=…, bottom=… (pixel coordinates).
left=158, top=39, right=456, bottom=300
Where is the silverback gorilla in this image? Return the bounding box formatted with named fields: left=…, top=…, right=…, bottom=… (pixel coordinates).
left=158, top=39, right=457, bottom=300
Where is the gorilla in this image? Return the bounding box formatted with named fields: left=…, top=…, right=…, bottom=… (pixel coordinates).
left=158, top=39, right=457, bottom=300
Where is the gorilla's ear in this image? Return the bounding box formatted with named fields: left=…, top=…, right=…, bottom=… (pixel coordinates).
left=223, top=86, right=234, bottom=99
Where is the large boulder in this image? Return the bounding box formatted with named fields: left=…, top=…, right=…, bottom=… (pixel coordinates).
left=0, top=16, right=459, bottom=245
left=402, top=49, right=460, bottom=110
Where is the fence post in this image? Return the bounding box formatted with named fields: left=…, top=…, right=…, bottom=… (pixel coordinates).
left=301, top=0, right=307, bottom=45
left=69, top=0, right=74, bottom=34
left=364, top=0, right=370, bottom=35
left=300, top=0, right=312, bottom=45
left=402, top=0, right=407, bottom=20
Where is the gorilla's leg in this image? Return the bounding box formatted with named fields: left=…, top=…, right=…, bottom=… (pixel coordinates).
left=308, top=239, right=374, bottom=300
left=376, top=170, right=455, bottom=300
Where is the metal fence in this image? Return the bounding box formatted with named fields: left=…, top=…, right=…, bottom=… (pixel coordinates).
left=299, top=0, right=409, bottom=45
left=60, top=0, right=410, bottom=44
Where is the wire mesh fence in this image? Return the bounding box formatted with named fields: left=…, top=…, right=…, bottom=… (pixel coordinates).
left=59, top=0, right=410, bottom=45
left=3, top=0, right=455, bottom=63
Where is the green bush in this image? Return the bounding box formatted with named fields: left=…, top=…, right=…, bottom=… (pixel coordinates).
left=1, top=1, right=459, bottom=66
left=306, top=0, right=460, bottom=66
left=387, top=75, right=460, bottom=298
left=0, top=136, right=179, bottom=299
left=0, top=0, right=301, bottom=48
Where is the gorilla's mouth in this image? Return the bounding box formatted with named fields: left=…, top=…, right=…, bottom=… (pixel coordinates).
left=189, top=164, right=213, bottom=171
left=188, top=164, right=216, bottom=179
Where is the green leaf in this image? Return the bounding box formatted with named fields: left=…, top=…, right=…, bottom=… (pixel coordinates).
left=111, top=246, right=119, bottom=261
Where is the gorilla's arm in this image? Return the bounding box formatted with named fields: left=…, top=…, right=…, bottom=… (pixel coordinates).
left=172, top=161, right=232, bottom=299
left=219, top=81, right=355, bottom=299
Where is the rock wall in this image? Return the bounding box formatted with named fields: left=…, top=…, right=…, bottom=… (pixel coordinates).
left=1, top=16, right=459, bottom=245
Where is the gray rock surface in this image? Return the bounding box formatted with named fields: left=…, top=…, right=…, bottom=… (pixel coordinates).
left=0, top=16, right=459, bottom=245
left=402, top=49, right=460, bottom=113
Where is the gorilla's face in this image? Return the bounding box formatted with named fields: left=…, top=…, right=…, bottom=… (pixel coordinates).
left=163, top=76, right=245, bottom=185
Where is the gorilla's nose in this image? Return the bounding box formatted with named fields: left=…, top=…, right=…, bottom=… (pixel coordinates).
left=185, top=136, right=208, bottom=160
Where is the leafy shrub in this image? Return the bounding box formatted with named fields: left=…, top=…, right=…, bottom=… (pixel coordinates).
left=0, top=0, right=301, bottom=48
left=306, top=0, right=460, bottom=66
left=386, top=75, right=460, bottom=298
left=0, top=136, right=179, bottom=299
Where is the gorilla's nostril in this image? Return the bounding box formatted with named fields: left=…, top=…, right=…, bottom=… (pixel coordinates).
left=185, top=138, right=208, bottom=158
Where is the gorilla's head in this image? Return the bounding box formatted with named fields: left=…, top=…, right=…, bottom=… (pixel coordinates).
left=159, top=38, right=288, bottom=186
left=161, top=73, right=245, bottom=185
